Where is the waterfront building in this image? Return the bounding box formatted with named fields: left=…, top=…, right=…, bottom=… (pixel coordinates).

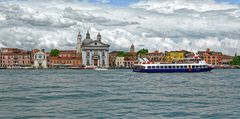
left=109, top=51, right=121, bottom=68
left=220, top=55, right=233, bottom=65
left=124, top=45, right=137, bottom=68
left=142, top=51, right=165, bottom=64
left=49, top=50, right=81, bottom=68
left=33, top=49, right=48, bottom=68
left=58, top=50, right=77, bottom=57
left=124, top=57, right=137, bottom=68
left=165, top=51, right=185, bottom=63
left=80, top=31, right=110, bottom=68
left=115, top=56, right=125, bottom=67
left=198, top=49, right=222, bottom=65
left=184, top=50, right=194, bottom=59
left=49, top=56, right=81, bottom=68
left=1, top=48, right=32, bottom=68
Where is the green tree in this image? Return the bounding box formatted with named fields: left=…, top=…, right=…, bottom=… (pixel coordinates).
left=137, top=48, right=148, bottom=56
left=230, top=56, right=240, bottom=65
left=117, top=51, right=127, bottom=57
left=50, top=49, right=60, bottom=56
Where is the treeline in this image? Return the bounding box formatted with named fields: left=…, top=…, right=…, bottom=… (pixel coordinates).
left=230, top=56, right=240, bottom=65
left=117, top=48, right=149, bottom=57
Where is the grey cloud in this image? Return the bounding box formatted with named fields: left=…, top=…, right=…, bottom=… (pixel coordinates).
left=63, top=7, right=139, bottom=26
left=0, top=4, right=77, bottom=28
left=0, top=0, right=240, bottom=55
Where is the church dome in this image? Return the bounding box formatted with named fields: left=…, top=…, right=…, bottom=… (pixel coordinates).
left=82, top=31, right=93, bottom=45
left=83, top=38, right=93, bottom=45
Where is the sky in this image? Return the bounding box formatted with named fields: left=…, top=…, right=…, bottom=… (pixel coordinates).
left=0, top=0, right=240, bottom=55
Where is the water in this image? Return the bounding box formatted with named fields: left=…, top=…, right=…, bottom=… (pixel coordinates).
left=0, top=69, right=240, bottom=119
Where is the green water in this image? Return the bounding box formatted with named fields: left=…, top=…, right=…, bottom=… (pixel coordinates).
left=0, top=69, right=239, bottom=118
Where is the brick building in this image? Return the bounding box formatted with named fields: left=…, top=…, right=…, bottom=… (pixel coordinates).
left=142, top=51, right=165, bottom=64
left=198, top=49, right=223, bottom=65
left=109, top=51, right=121, bottom=68
left=48, top=50, right=82, bottom=68
left=1, top=48, right=32, bottom=68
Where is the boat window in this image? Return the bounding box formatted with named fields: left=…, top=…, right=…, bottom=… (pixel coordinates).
left=164, top=66, right=168, bottom=69
left=192, top=65, right=195, bottom=68
left=176, top=66, right=180, bottom=69
left=173, top=66, right=176, bottom=69
left=147, top=66, right=151, bottom=69
left=169, top=66, right=172, bottom=69
left=156, top=66, right=160, bottom=69
left=152, top=66, right=156, bottom=69
left=180, top=66, right=184, bottom=68
left=184, top=66, right=187, bottom=68
left=161, top=66, right=164, bottom=69
left=196, top=66, right=199, bottom=68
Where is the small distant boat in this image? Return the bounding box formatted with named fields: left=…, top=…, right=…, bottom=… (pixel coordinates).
left=70, top=65, right=97, bottom=70
left=95, top=68, right=108, bottom=71
left=84, top=66, right=97, bottom=70
left=0, top=67, right=6, bottom=69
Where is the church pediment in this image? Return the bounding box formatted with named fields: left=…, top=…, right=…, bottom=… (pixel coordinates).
left=84, top=40, right=110, bottom=47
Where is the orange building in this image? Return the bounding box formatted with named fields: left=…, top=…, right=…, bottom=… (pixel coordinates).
left=220, top=55, right=233, bottom=65
left=198, top=49, right=223, bottom=65
left=49, top=56, right=81, bottom=67
left=142, top=51, right=165, bottom=63
left=58, top=50, right=77, bottom=57
left=48, top=50, right=82, bottom=68
left=109, top=51, right=121, bottom=67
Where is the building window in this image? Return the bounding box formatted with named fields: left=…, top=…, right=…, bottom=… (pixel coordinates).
left=103, top=59, right=105, bottom=65
left=87, top=52, right=90, bottom=57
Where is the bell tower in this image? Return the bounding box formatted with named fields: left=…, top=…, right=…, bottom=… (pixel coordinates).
left=97, top=32, right=101, bottom=42
left=76, top=32, right=82, bottom=57
left=130, top=44, right=135, bottom=53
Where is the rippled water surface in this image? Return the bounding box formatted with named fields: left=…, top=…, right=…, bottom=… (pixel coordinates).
left=0, top=69, right=240, bottom=119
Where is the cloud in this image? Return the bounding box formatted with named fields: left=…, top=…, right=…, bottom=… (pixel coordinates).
left=96, top=0, right=110, bottom=4
left=0, top=0, right=239, bottom=55
left=130, top=0, right=238, bottom=13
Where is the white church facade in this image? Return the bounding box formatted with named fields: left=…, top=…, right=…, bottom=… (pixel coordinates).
left=76, top=31, right=110, bottom=68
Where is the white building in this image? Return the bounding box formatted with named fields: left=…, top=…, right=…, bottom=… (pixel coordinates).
left=115, top=56, right=125, bottom=67
left=34, top=50, right=47, bottom=68
left=77, top=31, right=110, bottom=68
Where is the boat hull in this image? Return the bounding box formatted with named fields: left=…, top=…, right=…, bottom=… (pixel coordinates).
left=133, top=68, right=214, bottom=73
